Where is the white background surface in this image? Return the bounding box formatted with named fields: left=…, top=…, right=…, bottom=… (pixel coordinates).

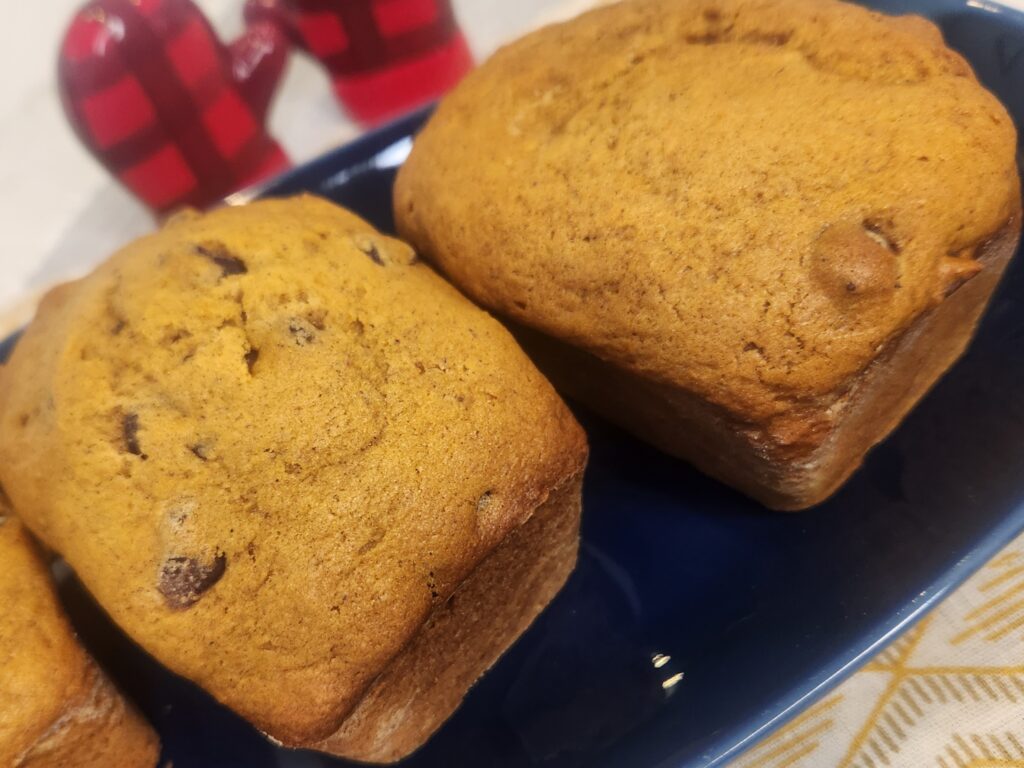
left=0, top=0, right=576, bottom=327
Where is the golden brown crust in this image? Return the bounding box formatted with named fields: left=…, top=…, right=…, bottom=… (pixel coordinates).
left=316, top=471, right=583, bottom=762
left=515, top=218, right=1018, bottom=509
left=0, top=511, right=159, bottom=768
left=394, top=0, right=1020, bottom=507
left=782, top=217, right=1021, bottom=508
left=0, top=196, right=587, bottom=754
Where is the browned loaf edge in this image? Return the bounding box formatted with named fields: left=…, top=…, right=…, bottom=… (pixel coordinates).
left=392, top=0, right=1021, bottom=510
left=513, top=218, right=1020, bottom=510
left=0, top=514, right=159, bottom=768
left=315, top=470, right=583, bottom=762
left=0, top=197, right=588, bottom=762
left=15, top=666, right=159, bottom=768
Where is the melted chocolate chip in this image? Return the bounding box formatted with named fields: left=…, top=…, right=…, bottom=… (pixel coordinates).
left=158, top=553, right=226, bottom=610
left=811, top=221, right=899, bottom=302
left=353, top=236, right=385, bottom=266
left=196, top=242, right=248, bottom=278
left=743, top=341, right=766, bottom=359
left=122, top=412, right=147, bottom=460
left=244, top=347, right=260, bottom=373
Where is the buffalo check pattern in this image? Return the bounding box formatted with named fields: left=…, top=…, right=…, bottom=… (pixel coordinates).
left=282, top=0, right=460, bottom=75
left=59, top=0, right=288, bottom=213
left=264, top=0, right=473, bottom=125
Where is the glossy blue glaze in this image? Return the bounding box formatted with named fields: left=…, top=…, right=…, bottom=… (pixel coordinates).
left=5, top=1, right=1024, bottom=765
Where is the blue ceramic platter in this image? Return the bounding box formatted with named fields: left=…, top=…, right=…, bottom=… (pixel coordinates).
left=5, top=0, right=1024, bottom=765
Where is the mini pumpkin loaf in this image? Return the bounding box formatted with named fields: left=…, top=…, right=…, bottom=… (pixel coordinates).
left=394, top=0, right=1021, bottom=510
left=0, top=196, right=587, bottom=762
left=0, top=502, right=159, bottom=768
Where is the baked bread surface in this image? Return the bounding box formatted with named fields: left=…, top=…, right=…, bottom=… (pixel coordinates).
left=0, top=196, right=587, bottom=758
left=0, top=505, right=159, bottom=768
left=394, top=0, right=1021, bottom=508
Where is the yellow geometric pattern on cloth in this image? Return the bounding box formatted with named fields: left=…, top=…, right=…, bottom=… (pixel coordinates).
left=734, top=538, right=1024, bottom=767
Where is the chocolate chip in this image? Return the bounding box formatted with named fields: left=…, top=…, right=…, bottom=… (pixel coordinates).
left=196, top=242, right=248, bottom=278
left=353, top=235, right=385, bottom=266
left=244, top=347, right=259, bottom=373
left=158, top=553, right=226, bottom=610
left=122, top=412, right=147, bottom=460
left=811, top=221, right=899, bottom=302
left=743, top=341, right=766, bottom=360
